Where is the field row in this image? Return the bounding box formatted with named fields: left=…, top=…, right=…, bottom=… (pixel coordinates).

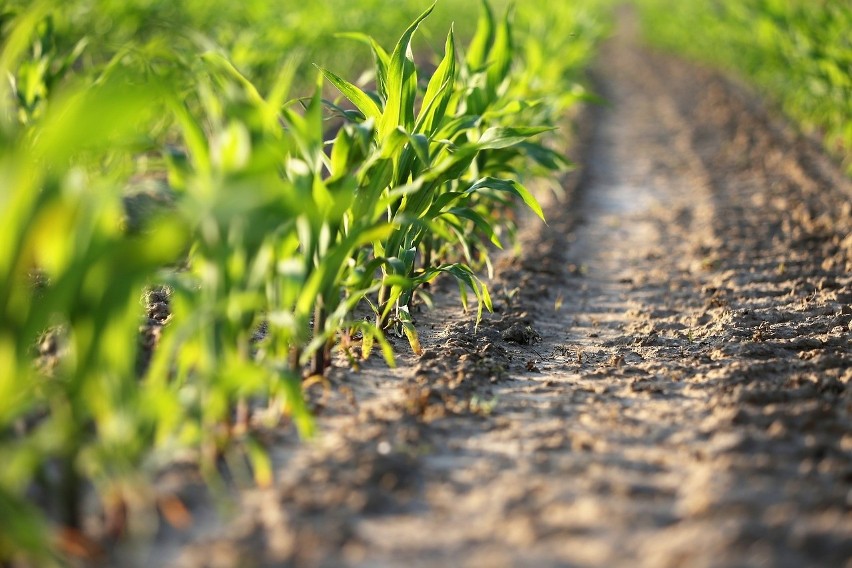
left=0, top=1, right=609, bottom=563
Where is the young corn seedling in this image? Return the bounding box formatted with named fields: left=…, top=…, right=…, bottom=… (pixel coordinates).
left=146, top=54, right=318, bottom=482
left=0, top=64, right=187, bottom=560
left=322, top=1, right=554, bottom=354
left=278, top=73, right=397, bottom=377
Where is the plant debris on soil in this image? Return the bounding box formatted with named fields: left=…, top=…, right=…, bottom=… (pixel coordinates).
left=120, top=14, right=851, bottom=568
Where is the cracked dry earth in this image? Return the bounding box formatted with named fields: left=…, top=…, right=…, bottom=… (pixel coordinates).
left=144, top=22, right=852, bottom=568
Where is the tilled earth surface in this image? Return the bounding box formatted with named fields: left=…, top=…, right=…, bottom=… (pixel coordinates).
left=133, top=18, right=852, bottom=568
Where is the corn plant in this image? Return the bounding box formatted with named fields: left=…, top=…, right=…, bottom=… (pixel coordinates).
left=321, top=1, right=559, bottom=354
left=0, top=71, right=187, bottom=567
left=143, top=54, right=313, bottom=486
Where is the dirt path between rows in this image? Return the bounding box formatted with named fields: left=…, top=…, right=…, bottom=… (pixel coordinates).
left=137, top=14, right=852, bottom=568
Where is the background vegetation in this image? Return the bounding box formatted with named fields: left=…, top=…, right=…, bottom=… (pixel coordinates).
left=635, top=0, right=852, bottom=172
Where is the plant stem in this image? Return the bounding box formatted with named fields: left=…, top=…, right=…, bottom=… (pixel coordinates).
left=376, top=281, right=388, bottom=330
left=289, top=346, right=302, bottom=378
left=234, top=397, right=249, bottom=435
left=310, top=296, right=326, bottom=376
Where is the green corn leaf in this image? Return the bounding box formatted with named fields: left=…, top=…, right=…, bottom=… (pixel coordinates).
left=266, top=57, right=299, bottom=127
left=34, top=76, right=164, bottom=164
left=275, top=370, right=315, bottom=439
left=245, top=436, right=273, bottom=488
left=381, top=126, right=410, bottom=159
left=296, top=219, right=394, bottom=317
left=434, top=114, right=481, bottom=141
left=400, top=246, right=417, bottom=273
left=335, top=32, right=391, bottom=100
left=0, top=3, right=51, bottom=108
left=401, top=130, right=430, bottom=168
left=480, top=275, right=493, bottom=314
left=373, top=324, right=397, bottom=367
left=332, top=119, right=376, bottom=174
left=362, top=325, right=374, bottom=360
left=397, top=306, right=422, bottom=356
left=380, top=3, right=435, bottom=140
left=478, top=125, right=553, bottom=149
left=380, top=281, right=407, bottom=324
left=445, top=221, right=477, bottom=268
left=427, top=141, right=482, bottom=181
left=417, top=27, right=457, bottom=135
left=311, top=177, right=335, bottom=219
left=49, top=37, right=89, bottom=90
left=343, top=257, right=386, bottom=290
left=427, top=263, right=493, bottom=326
left=422, top=215, right=457, bottom=244
left=352, top=320, right=395, bottom=367
left=376, top=182, right=424, bottom=223
left=200, top=52, right=267, bottom=110
left=169, top=99, right=212, bottom=178
left=504, top=180, right=546, bottom=223
left=384, top=256, right=408, bottom=276
left=0, top=491, right=50, bottom=562
left=487, top=5, right=514, bottom=94
left=382, top=203, right=433, bottom=262
left=466, top=177, right=545, bottom=222
left=461, top=272, right=490, bottom=325
left=414, top=77, right=450, bottom=134
left=321, top=97, right=370, bottom=122
left=319, top=67, right=382, bottom=123
left=466, top=0, right=495, bottom=70
left=282, top=74, right=326, bottom=173
left=305, top=73, right=327, bottom=162
left=330, top=125, right=354, bottom=178
left=425, top=190, right=465, bottom=217
left=376, top=179, right=423, bottom=214
left=445, top=207, right=503, bottom=249
left=481, top=98, right=535, bottom=120
left=518, top=141, right=573, bottom=171
left=353, top=155, right=394, bottom=220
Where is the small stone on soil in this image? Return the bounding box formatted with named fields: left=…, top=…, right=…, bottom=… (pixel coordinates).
left=501, top=322, right=540, bottom=345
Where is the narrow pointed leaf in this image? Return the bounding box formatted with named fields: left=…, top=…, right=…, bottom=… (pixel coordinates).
left=417, top=27, right=456, bottom=134
left=335, top=32, right=391, bottom=99
left=487, top=5, right=514, bottom=93
left=445, top=207, right=503, bottom=249
left=478, top=126, right=553, bottom=149
left=466, top=0, right=495, bottom=69
left=402, top=130, right=430, bottom=167
left=319, top=67, right=382, bottom=122
left=397, top=307, right=422, bottom=356
left=467, top=177, right=546, bottom=222
left=381, top=2, right=435, bottom=139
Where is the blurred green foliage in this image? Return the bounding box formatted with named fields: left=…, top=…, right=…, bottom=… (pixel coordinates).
left=2, top=0, right=501, bottom=100
left=635, top=0, right=852, bottom=172
left=0, top=0, right=611, bottom=563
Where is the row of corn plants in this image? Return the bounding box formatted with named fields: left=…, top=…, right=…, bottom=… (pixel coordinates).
left=634, top=0, right=852, bottom=173
left=2, top=0, right=498, bottom=101
left=0, top=0, right=609, bottom=563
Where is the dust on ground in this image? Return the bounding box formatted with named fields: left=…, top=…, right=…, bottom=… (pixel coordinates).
left=120, top=13, right=851, bottom=568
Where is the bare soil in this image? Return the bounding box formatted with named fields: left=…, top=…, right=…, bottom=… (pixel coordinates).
left=125, top=16, right=852, bottom=568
